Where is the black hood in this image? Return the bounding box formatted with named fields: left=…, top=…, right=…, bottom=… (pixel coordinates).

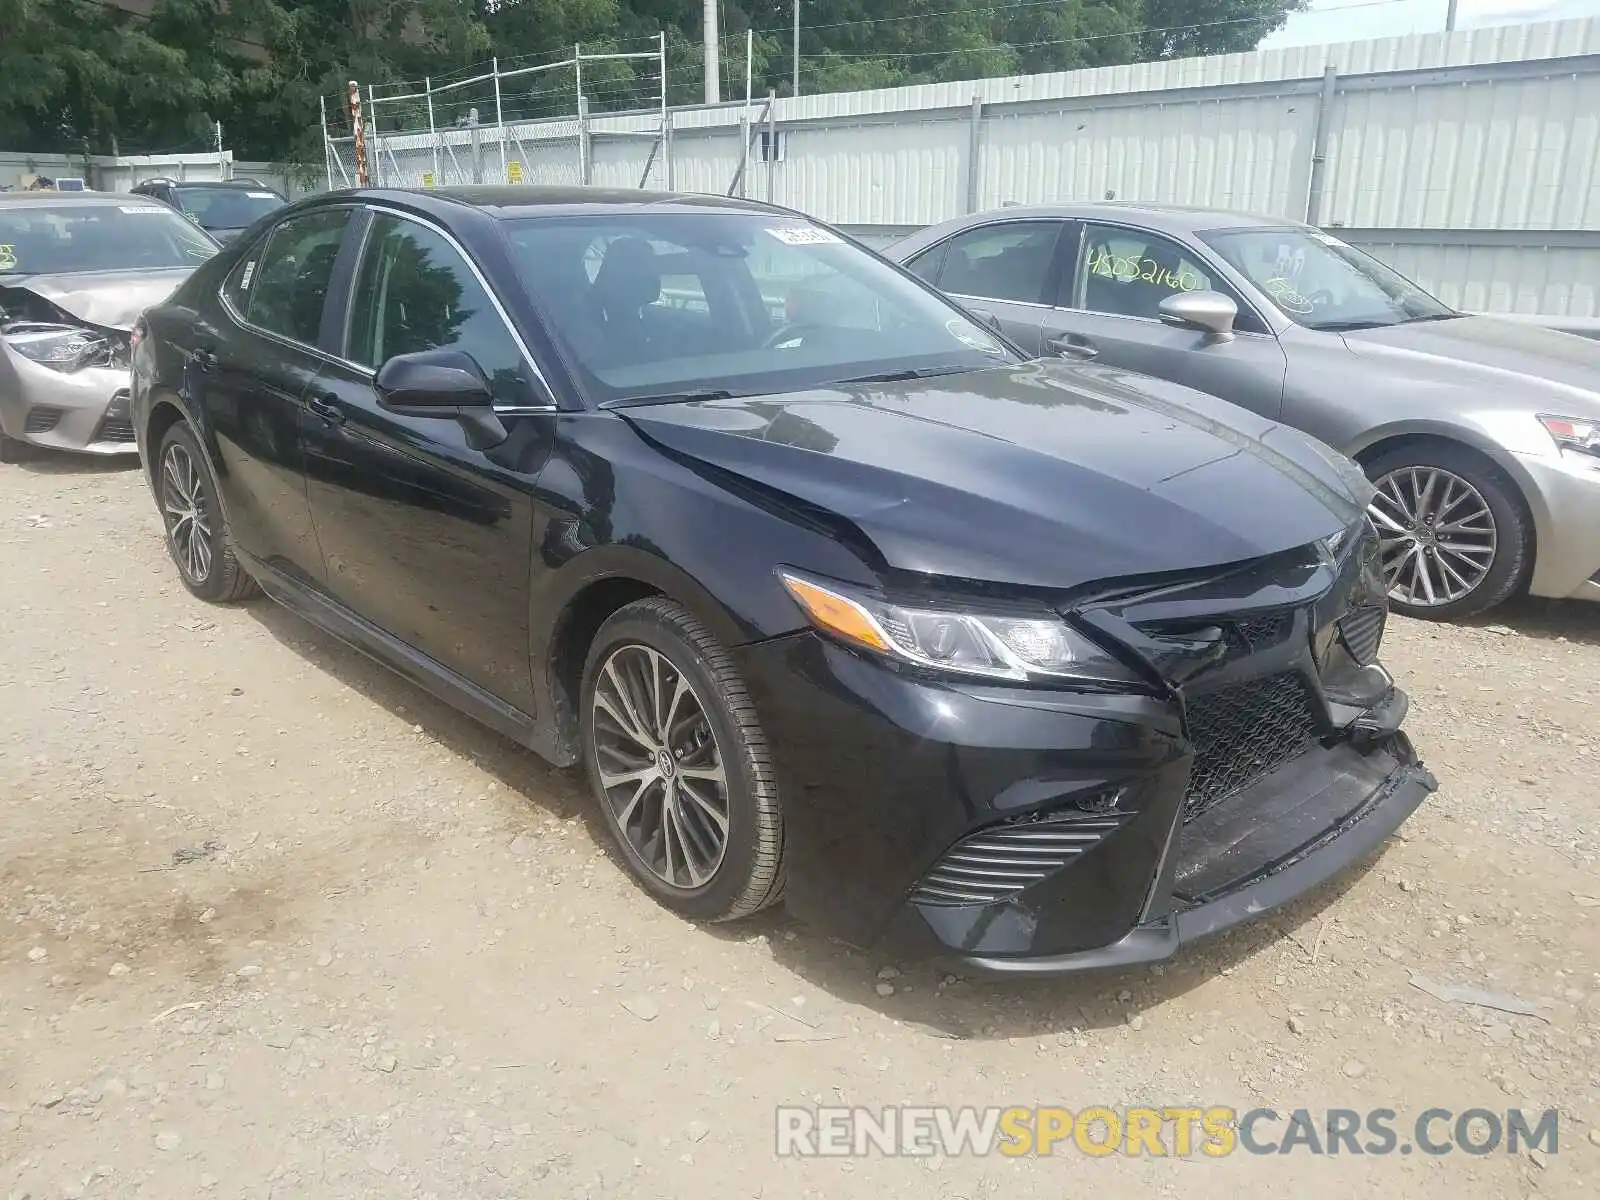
left=621, top=361, right=1370, bottom=590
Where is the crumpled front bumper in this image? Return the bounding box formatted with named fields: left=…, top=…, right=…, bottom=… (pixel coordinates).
left=957, top=731, right=1436, bottom=975
left=0, top=346, right=135, bottom=455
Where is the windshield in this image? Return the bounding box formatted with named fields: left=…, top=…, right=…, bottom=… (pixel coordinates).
left=175, top=186, right=286, bottom=230
left=502, top=212, right=1016, bottom=405
left=0, top=203, right=217, bottom=275
left=1199, top=227, right=1455, bottom=330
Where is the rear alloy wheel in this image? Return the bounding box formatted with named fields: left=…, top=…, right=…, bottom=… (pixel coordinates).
left=156, top=423, right=260, bottom=603
left=580, top=598, right=784, bottom=922
left=1364, top=445, right=1529, bottom=621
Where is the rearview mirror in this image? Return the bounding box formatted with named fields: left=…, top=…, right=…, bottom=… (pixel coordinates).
left=375, top=349, right=507, bottom=450
left=1158, top=290, right=1237, bottom=339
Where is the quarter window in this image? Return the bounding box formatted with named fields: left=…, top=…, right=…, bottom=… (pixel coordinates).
left=244, top=208, right=352, bottom=345
left=346, top=214, right=540, bottom=407
left=921, top=222, right=1061, bottom=305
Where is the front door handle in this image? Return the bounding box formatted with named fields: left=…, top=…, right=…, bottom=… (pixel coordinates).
left=1047, top=335, right=1099, bottom=360
left=307, top=393, right=345, bottom=425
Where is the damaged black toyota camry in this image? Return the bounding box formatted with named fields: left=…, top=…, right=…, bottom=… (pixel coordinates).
left=130, top=187, right=1436, bottom=974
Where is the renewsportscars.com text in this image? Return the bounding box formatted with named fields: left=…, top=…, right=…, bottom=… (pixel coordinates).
left=774, top=1105, right=1561, bottom=1158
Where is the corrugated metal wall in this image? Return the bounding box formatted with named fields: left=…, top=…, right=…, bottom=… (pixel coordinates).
left=336, top=17, right=1600, bottom=315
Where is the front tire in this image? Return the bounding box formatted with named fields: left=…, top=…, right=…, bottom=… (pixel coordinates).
left=156, top=423, right=260, bottom=603
left=580, top=597, right=785, bottom=922
left=1364, top=443, right=1530, bottom=621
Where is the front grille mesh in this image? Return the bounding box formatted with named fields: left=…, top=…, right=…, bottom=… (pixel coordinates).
left=1223, top=610, right=1293, bottom=655
left=96, top=418, right=136, bottom=443
left=1337, top=605, right=1386, bottom=665
left=910, top=812, right=1128, bottom=907
left=24, top=407, right=63, bottom=434
left=96, top=392, right=135, bottom=443
left=1182, top=672, right=1319, bottom=819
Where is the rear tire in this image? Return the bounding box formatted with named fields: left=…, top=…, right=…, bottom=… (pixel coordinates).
left=155, top=423, right=260, bottom=603
left=1363, top=443, right=1530, bottom=621
left=580, top=597, right=785, bottom=922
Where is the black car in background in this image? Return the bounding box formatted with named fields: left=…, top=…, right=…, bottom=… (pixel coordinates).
left=130, top=178, right=288, bottom=244
left=130, top=187, right=1435, bottom=973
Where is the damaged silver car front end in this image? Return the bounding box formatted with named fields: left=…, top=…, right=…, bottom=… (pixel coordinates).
left=0, top=270, right=191, bottom=459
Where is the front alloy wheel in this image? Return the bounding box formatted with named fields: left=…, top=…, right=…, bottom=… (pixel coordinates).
left=579, top=597, right=785, bottom=921
left=592, top=643, right=731, bottom=889
left=1363, top=445, right=1530, bottom=620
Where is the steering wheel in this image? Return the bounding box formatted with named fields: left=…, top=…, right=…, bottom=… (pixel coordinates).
left=1306, top=288, right=1336, bottom=309
left=762, top=322, right=826, bottom=350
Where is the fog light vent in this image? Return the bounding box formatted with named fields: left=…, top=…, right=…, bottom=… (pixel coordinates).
left=910, top=810, right=1130, bottom=907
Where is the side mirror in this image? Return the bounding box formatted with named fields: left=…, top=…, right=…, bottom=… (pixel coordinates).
left=375, top=349, right=507, bottom=450
left=1158, top=290, right=1237, bottom=339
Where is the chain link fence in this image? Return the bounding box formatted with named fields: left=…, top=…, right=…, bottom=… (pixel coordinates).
left=322, top=41, right=669, bottom=194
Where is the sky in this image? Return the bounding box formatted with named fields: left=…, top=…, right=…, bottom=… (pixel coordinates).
left=1259, top=0, right=1600, bottom=48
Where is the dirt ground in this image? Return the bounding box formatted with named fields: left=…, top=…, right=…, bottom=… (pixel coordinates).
left=1, top=456, right=1597, bottom=1200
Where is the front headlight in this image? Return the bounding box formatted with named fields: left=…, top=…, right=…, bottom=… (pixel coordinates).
left=5, top=326, right=112, bottom=373
left=1538, top=414, right=1599, bottom=462
left=779, top=570, right=1139, bottom=685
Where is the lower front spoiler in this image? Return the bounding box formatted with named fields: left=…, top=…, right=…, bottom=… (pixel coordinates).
left=956, top=737, right=1438, bottom=977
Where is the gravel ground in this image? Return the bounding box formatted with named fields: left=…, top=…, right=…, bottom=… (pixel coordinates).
left=2, top=457, right=1597, bottom=1199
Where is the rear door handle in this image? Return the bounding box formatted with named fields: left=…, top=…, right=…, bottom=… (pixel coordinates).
left=1046, top=335, right=1098, bottom=360
left=307, top=393, right=345, bottom=425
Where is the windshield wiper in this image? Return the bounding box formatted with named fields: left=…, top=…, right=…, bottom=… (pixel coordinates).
left=828, top=366, right=970, bottom=386
left=1305, top=318, right=1400, bottom=332
left=1397, top=312, right=1462, bottom=324
left=602, top=389, right=738, bottom=409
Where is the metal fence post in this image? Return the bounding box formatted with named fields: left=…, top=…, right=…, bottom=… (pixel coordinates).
left=470, top=109, right=483, bottom=184
left=426, top=78, right=439, bottom=186
left=320, top=94, right=333, bottom=191
left=1305, top=64, right=1339, bottom=225
left=367, top=85, right=381, bottom=187
left=493, top=58, right=508, bottom=184
left=766, top=91, right=777, bottom=203
left=665, top=108, right=675, bottom=190
left=579, top=95, right=592, bottom=185
left=964, top=94, right=984, bottom=214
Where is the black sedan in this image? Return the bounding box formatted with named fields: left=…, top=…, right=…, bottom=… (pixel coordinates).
left=130, top=186, right=1436, bottom=974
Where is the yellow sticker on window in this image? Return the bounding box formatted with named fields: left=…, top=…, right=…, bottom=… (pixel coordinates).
left=0, top=244, right=17, bottom=271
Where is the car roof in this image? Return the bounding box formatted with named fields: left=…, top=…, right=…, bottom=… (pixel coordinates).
left=169, top=179, right=281, bottom=191
left=964, top=201, right=1307, bottom=235
left=302, top=185, right=789, bottom=221
left=0, top=191, right=168, bottom=209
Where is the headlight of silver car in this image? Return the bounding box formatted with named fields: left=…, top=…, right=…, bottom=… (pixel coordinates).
left=5, top=326, right=113, bottom=373
left=1538, top=414, right=1600, bottom=463
left=778, top=570, right=1139, bottom=685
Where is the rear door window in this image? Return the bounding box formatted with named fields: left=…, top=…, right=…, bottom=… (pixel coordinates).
left=926, top=222, right=1062, bottom=305
left=243, top=208, right=353, bottom=347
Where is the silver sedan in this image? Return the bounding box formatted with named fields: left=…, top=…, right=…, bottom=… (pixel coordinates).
left=889, top=204, right=1600, bottom=619
left=1, top=192, right=216, bottom=461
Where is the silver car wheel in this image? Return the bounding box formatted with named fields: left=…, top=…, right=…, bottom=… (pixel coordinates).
left=1369, top=465, right=1497, bottom=607
left=591, top=643, right=731, bottom=891
left=160, top=442, right=214, bottom=585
